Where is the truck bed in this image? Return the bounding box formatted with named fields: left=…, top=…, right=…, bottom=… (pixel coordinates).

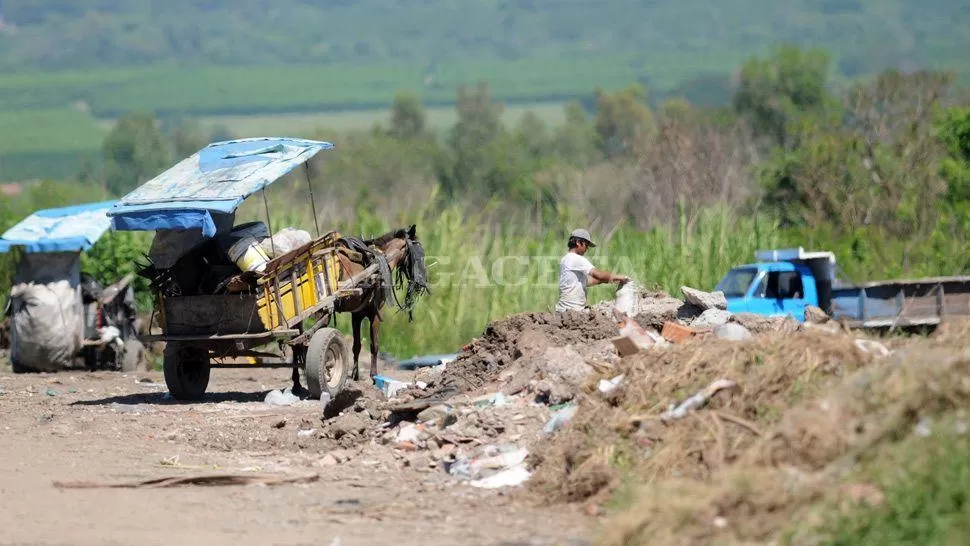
left=830, top=276, right=970, bottom=328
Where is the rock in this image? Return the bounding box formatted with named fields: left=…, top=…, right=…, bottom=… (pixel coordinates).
left=417, top=404, right=457, bottom=428
left=713, top=322, right=752, bottom=341
left=805, top=305, right=830, bottom=324
left=691, top=308, right=732, bottom=329
left=681, top=286, right=728, bottom=311
left=319, top=453, right=340, bottom=466
left=534, top=379, right=576, bottom=405
left=681, top=287, right=727, bottom=312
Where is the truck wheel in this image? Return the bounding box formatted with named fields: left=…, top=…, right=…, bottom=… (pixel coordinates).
left=163, top=343, right=210, bottom=401
left=305, top=328, right=349, bottom=399
left=121, top=339, right=147, bottom=372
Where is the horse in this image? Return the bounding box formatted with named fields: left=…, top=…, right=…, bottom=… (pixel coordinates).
left=333, top=224, right=428, bottom=380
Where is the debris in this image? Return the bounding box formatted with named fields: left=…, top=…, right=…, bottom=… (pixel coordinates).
left=273, top=419, right=287, bottom=429
left=397, top=353, right=459, bottom=370
left=598, top=375, right=625, bottom=394
left=713, top=323, right=752, bottom=341
left=543, top=404, right=579, bottom=434
left=804, top=305, right=830, bottom=324
left=614, top=280, right=641, bottom=318
left=264, top=388, right=300, bottom=406
left=854, top=338, right=890, bottom=357
left=448, top=444, right=531, bottom=488
left=45, top=389, right=58, bottom=396
left=691, top=308, right=732, bottom=329
left=373, top=375, right=411, bottom=398
left=297, top=428, right=316, bottom=438
left=661, top=322, right=708, bottom=344
left=661, top=379, right=739, bottom=422
left=53, top=473, right=320, bottom=489
left=396, top=423, right=426, bottom=445
left=470, top=465, right=531, bottom=489
left=681, top=286, right=727, bottom=311
left=319, top=453, right=340, bottom=466
left=417, top=404, right=457, bottom=427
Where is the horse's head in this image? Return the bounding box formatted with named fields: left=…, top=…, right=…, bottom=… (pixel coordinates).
left=364, top=224, right=428, bottom=318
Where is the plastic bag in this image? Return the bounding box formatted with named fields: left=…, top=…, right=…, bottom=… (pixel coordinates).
left=614, top=280, right=640, bottom=318
left=9, top=281, right=83, bottom=372
left=259, top=228, right=312, bottom=258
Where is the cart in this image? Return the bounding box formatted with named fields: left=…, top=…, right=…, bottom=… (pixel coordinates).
left=107, top=137, right=381, bottom=401
left=0, top=200, right=144, bottom=372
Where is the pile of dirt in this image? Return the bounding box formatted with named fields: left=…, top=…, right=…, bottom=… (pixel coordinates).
left=597, top=332, right=970, bottom=545
left=528, top=328, right=878, bottom=504
left=318, top=381, right=390, bottom=447
left=413, top=309, right=620, bottom=399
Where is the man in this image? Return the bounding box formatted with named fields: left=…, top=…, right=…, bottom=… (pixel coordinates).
left=555, top=228, right=629, bottom=313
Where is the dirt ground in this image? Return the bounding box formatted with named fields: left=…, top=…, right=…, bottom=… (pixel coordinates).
left=0, top=367, right=593, bottom=546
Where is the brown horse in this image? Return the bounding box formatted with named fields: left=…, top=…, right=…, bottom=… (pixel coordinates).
left=333, top=224, right=427, bottom=380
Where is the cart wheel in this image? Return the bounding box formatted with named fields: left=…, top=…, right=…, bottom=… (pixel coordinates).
left=163, top=342, right=210, bottom=401
left=305, top=328, right=349, bottom=399
left=121, top=339, right=147, bottom=372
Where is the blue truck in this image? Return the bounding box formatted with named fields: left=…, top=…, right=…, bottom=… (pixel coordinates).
left=715, top=248, right=970, bottom=329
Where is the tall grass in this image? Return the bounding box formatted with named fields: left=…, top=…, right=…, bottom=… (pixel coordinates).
left=238, top=195, right=779, bottom=358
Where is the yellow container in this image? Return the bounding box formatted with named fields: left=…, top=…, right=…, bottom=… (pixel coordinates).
left=256, top=232, right=342, bottom=331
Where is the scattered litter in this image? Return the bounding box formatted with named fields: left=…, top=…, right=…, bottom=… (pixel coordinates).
left=264, top=388, right=300, bottom=406
left=661, top=379, right=739, bottom=422
left=417, top=404, right=456, bottom=427
left=45, top=389, right=58, bottom=396
left=598, top=374, right=625, bottom=394
left=396, top=423, right=426, bottom=444
left=373, top=375, right=411, bottom=398
left=397, top=353, right=459, bottom=370
left=472, top=392, right=507, bottom=407
left=53, top=472, right=320, bottom=489
left=543, top=404, right=579, bottom=434
left=854, top=338, right=891, bottom=357
left=470, top=465, right=531, bottom=489
left=297, top=428, right=317, bottom=438
left=273, top=419, right=287, bottom=429
left=713, top=323, right=752, bottom=341
left=915, top=418, right=932, bottom=438
left=448, top=444, right=530, bottom=488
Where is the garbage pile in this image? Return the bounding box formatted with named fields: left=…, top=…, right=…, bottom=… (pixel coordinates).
left=313, top=284, right=832, bottom=492
left=138, top=219, right=313, bottom=297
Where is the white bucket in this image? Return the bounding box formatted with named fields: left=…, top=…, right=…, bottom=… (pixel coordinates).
left=614, top=280, right=640, bottom=318
left=227, top=236, right=270, bottom=273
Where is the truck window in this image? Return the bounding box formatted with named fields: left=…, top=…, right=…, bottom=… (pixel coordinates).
left=716, top=267, right=758, bottom=298
left=762, top=271, right=803, bottom=299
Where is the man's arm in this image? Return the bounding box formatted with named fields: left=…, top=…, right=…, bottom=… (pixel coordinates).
left=589, top=268, right=629, bottom=286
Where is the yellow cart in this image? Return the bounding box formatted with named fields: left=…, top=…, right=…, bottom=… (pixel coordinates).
left=108, top=137, right=383, bottom=400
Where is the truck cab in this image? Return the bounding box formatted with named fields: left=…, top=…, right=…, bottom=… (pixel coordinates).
left=715, top=248, right=836, bottom=322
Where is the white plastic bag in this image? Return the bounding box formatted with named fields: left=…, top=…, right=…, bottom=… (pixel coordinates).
left=259, top=228, right=312, bottom=258
left=614, top=280, right=640, bottom=318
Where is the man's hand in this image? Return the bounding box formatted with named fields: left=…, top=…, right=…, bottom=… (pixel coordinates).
left=611, top=274, right=630, bottom=285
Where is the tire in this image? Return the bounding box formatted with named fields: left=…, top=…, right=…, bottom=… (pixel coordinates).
left=305, top=328, right=349, bottom=399
left=163, top=342, right=210, bottom=401
left=121, top=339, right=147, bottom=372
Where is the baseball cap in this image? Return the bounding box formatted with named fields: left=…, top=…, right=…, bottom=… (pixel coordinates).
left=570, top=228, right=596, bottom=247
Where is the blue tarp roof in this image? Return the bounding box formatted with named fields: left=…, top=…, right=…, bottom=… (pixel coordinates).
left=0, top=200, right=117, bottom=253
left=108, top=137, right=334, bottom=237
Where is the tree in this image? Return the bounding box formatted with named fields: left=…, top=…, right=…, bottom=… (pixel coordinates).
left=102, top=113, right=171, bottom=196
left=937, top=107, right=970, bottom=206
left=593, top=84, right=654, bottom=158
left=551, top=102, right=601, bottom=167
left=446, top=81, right=505, bottom=196
left=733, top=44, right=836, bottom=149
left=389, top=92, right=427, bottom=140
left=163, top=117, right=210, bottom=159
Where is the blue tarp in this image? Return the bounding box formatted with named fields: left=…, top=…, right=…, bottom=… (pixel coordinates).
left=108, top=137, right=334, bottom=237
left=0, top=200, right=117, bottom=254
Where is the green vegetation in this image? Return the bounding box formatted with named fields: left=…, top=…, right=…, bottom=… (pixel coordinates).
left=0, top=1, right=968, bottom=180
left=813, top=416, right=970, bottom=545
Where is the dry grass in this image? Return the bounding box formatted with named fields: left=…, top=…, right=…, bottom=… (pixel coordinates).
left=529, top=329, right=875, bottom=503
left=585, top=320, right=970, bottom=546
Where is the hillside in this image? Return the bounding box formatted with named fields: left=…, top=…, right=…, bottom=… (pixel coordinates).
left=0, top=0, right=968, bottom=181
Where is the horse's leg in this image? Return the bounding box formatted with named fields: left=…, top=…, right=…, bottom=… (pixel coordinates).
left=368, top=310, right=381, bottom=380
left=291, top=345, right=306, bottom=397
left=351, top=312, right=364, bottom=381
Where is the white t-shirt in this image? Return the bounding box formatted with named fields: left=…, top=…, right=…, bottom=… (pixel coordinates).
left=556, top=252, right=595, bottom=312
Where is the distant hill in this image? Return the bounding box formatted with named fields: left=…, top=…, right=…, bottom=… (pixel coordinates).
left=0, top=0, right=968, bottom=181
left=1, top=0, right=967, bottom=80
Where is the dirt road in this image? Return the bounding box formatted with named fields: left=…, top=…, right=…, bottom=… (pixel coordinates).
left=0, top=368, right=592, bottom=546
